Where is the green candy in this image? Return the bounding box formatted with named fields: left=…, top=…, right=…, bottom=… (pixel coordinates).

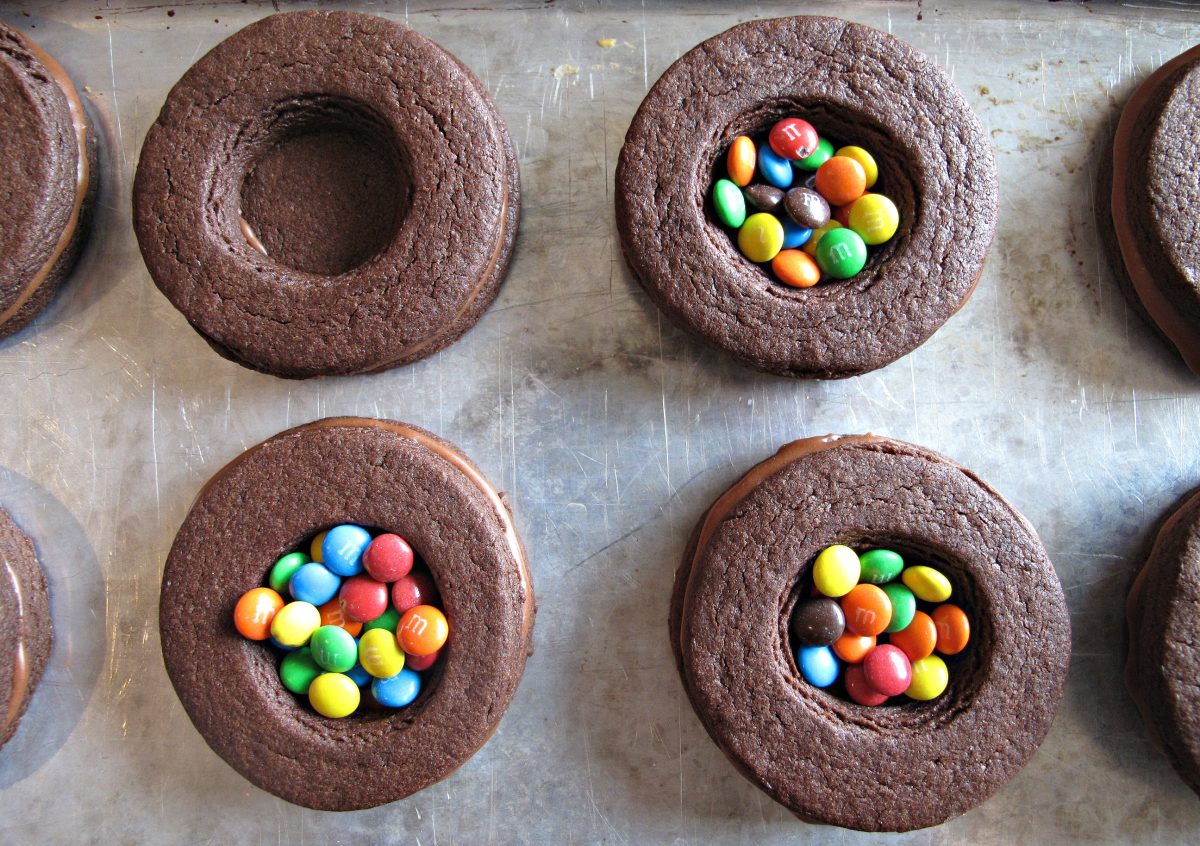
left=712, top=178, right=747, bottom=228
left=309, top=625, right=358, bottom=673
left=363, top=606, right=400, bottom=633
left=794, top=137, right=833, bottom=171
left=269, top=551, right=309, bottom=595
left=815, top=227, right=868, bottom=279
left=280, top=647, right=322, bottom=695
left=859, top=549, right=904, bottom=584
left=882, top=583, right=917, bottom=633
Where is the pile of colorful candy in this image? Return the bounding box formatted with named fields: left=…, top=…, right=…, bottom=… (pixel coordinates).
left=233, top=525, right=449, bottom=718
left=791, top=545, right=970, bottom=704
left=711, top=118, right=900, bottom=288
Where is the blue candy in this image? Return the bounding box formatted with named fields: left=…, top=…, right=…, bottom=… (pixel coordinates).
left=345, top=657, right=372, bottom=687
left=270, top=635, right=297, bottom=653
left=372, top=668, right=421, bottom=708
left=758, top=145, right=793, bottom=189
left=289, top=562, right=341, bottom=606
left=322, top=524, right=372, bottom=577
left=798, top=645, right=839, bottom=688
left=781, top=218, right=813, bottom=250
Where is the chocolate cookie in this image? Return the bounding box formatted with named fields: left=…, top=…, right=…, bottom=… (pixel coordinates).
left=160, top=418, right=534, bottom=810
left=1100, top=45, right=1200, bottom=375
left=133, top=11, right=520, bottom=379
left=0, top=507, right=53, bottom=749
left=616, top=17, right=997, bottom=379
left=0, top=19, right=98, bottom=340
left=671, top=435, right=1069, bottom=831
left=1126, top=487, right=1200, bottom=796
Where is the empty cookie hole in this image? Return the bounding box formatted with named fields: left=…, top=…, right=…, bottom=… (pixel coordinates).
left=778, top=536, right=987, bottom=731
left=244, top=523, right=447, bottom=727
left=237, top=97, right=412, bottom=276
left=702, top=99, right=917, bottom=293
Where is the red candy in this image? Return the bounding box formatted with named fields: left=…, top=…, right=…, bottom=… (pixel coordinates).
left=391, top=570, right=438, bottom=614
left=863, top=644, right=913, bottom=697
left=339, top=574, right=389, bottom=623
left=405, top=648, right=440, bottom=671
left=769, top=118, right=818, bottom=161
left=363, top=533, right=414, bottom=583
left=845, top=663, right=889, bottom=706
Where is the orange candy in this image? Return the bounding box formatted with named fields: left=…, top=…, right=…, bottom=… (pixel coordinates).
left=727, top=136, right=756, bottom=187
left=398, top=604, right=449, bottom=657
left=832, top=632, right=876, bottom=664
left=234, top=587, right=284, bottom=640
left=815, top=155, right=867, bottom=207
left=841, top=584, right=892, bottom=636
left=771, top=249, right=821, bottom=288
left=932, top=604, right=970, bottom=655
left=318, top=599, right=363, bottom=637
left=889, top=610, right=937, bottom=662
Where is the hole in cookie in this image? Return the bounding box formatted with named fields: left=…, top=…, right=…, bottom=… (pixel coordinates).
left=779, top=537, right=986, bottom=730
left=237, top=97, right=412, bottom=276
left=703, top=101, right=917, bottom=293
left=238, top=524, right=447, bottom=727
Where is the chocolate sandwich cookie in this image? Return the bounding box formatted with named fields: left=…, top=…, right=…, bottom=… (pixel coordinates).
left=0, top=20, right=98, bottom=340
left=0, top=507, right=53, bottom=749
left=671, top=435, right=1069, bottom=831
left=134, top=11, right=520, bottom=379
left=1100, top=45, right=1200, bottom=375
left=1126, top=487, right=1200, bottom=796
left=616, top=17, right=997, bottom=379
left=160, top=418, right=534, bottom=810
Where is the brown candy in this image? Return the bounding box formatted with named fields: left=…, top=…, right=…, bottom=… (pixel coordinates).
left=743, top=184, right=784, bottom=212
left=789, top=597, right=845, bottom=647
left=785, top=187, right=831, bottom=230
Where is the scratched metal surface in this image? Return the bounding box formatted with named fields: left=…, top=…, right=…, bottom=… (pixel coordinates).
left=1, top=0, right=1199, bottom=842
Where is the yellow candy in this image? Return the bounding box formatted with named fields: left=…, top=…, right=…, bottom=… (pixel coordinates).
left=737, top=213, right=784, bottom=263
left=269, top=601, right=320, bottom=648
left=902, top=565, right=952, bottom=603
left=905, top=654, right=949, bottom=700
left=308, top=673, right=361, bottom=718
left=358, top=628, right=406, bottom=678
left=848, top=194, right=899, bottom=245
left=812, top=545, right=861, bottom=598
left=835, top=146, right=878, bottom=189
left=310, top=531, right=328, bottom=563
left=801, top=220, right=842, bottom=257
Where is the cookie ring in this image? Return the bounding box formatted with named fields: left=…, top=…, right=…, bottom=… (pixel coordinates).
left=0, top=20, right=98, bottom=340
left=160, top=418, right=534, bottom=810
left=616, top=16, right=997, bottom=379
left=1126, top=487, right=1200, bottom=796
left=1100, top=45, right=1200, bottom=375
left=133, top=11, right=520, bottom=378
left=671, top=435, right=1069, bottom=831
left=0, top=506, right=53, bottom=749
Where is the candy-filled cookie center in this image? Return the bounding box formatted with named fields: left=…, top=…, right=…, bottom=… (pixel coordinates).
left=787, top=545, right=973, bottom=707
left=239, top=99, right=411, bottom=276
left=233, top=524, right=449, bottom=721
left=709, top=115, right=904, bottom=289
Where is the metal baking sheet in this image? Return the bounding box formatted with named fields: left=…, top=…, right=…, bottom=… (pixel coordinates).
left=1, top=0, right=1199, bottom=842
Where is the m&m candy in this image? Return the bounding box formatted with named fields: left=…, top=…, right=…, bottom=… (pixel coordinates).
left=399, top=605, right=450, bottom=657
left=322, top=524, right=372, bottom=577
left=362, top=533, right=414, bottom=582
left=233, top=526, right=449, bottom=720
left=711, top=119, right=901, bottom=288
left=792, top=545, right=971, bottom=707
left=270, top=601, right=320, bottom=648
left=234, top=587, right=284, bottom=640
left=308, top=673, right=360, bottom=718
left=289, top=562, right=341, bottom=606
left=373, top=668, right=422, bottom=708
